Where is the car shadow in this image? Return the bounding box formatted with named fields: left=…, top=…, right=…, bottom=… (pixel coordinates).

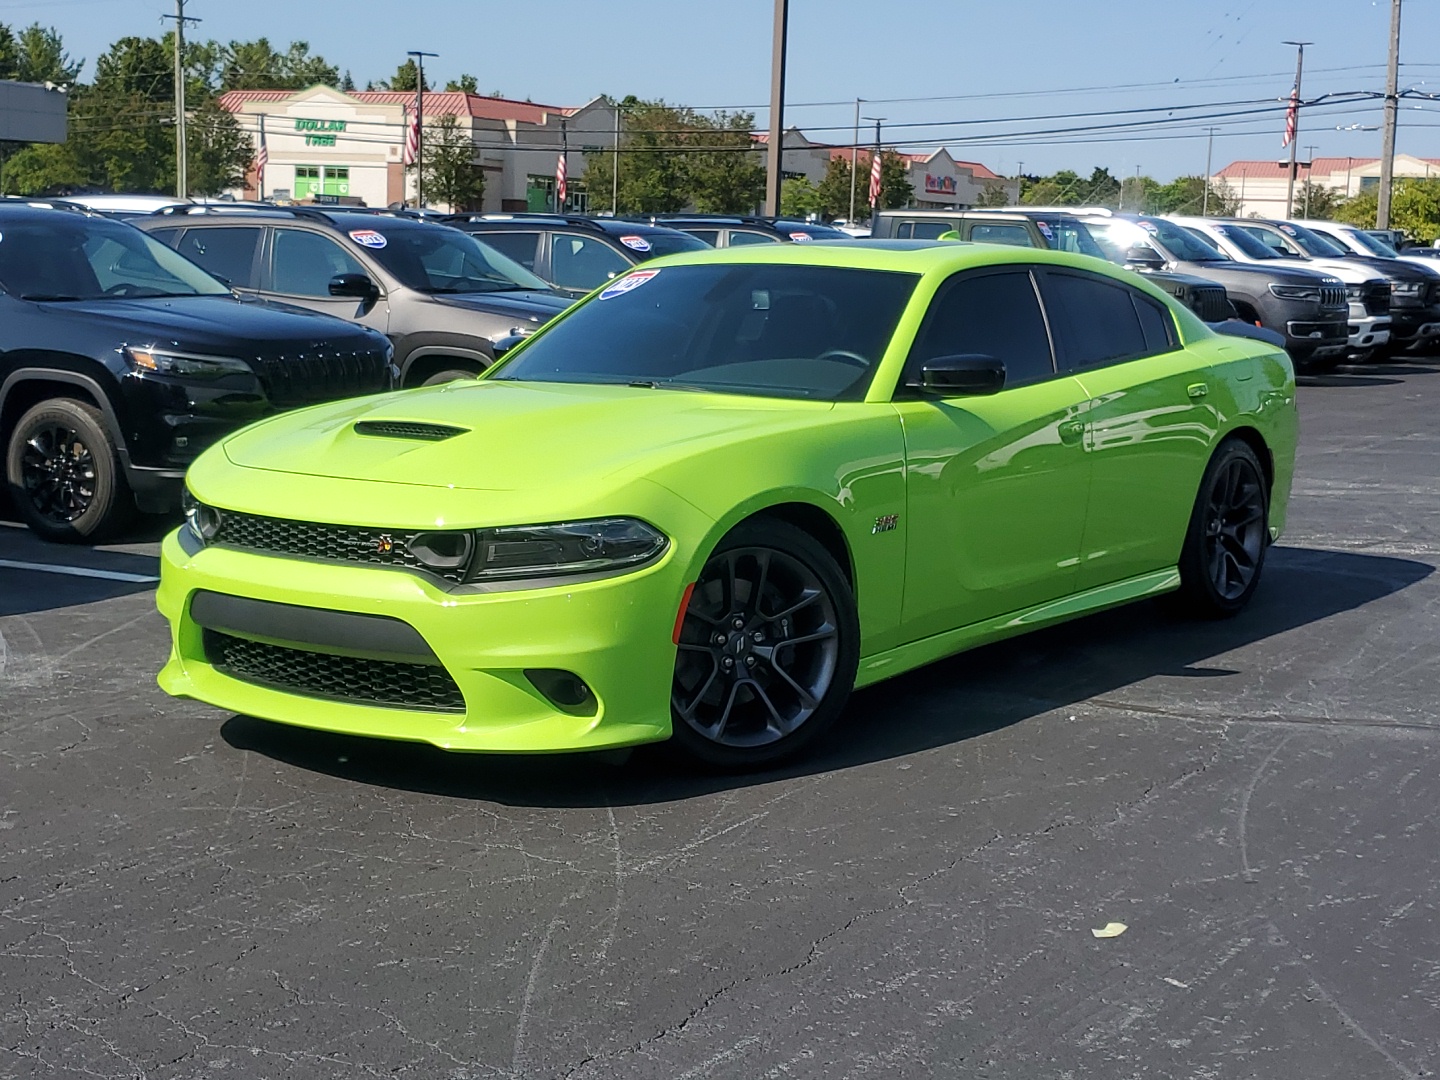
left=0, top=514, right=162, bottom=616
left=220, top=545, right=1433, bottom=808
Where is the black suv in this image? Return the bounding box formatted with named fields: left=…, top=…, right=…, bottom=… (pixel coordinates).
left=1072, top=213, right=1349, bottom=369
left=873, top=208, right=1235, bottom=323
left=136, top=207, right=571, bottom=387
left=445, top=214, right=710, bottom=296
left=0, top=202, right=394, bottom=540
left=628, top=215, right=852, bottom=247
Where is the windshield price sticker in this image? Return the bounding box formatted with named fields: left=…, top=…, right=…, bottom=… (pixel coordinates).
left=599, top=269, right=660, bottom=300
left=789, top=232, right=813, bottom=242
left=349, top=230, right=388, bottom=249
left=1138, top=220, right=1159, bottom=233
left=1036, top=221, right=1054, bottom=239
left=619, top=235, right=653, bottom=252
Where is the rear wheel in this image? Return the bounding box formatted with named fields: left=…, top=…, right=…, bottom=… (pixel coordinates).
left=1174, top=439, right=1269, bottom=618
left=4, top=398, right=132, bottom=542
left=670, top=520, right=858, bottom=768
left=420, top=368, right=480, bottom=387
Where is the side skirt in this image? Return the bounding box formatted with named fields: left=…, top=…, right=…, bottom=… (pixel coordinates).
left=854, top=567, right=1181, bottom=690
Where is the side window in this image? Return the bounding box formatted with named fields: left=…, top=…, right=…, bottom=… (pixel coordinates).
left=1132, top=293, right=1176, bottom=354
left=477, top=231, right=540, bottom=271
left=147, top=227, right=182, bottom=248
left=171, top=226, right=262, bottom=288
left=686, top=229, right=721, bottom=246
left=968, top=223, right=1035, bottom=247
left=897, top=220, right=953, bottom=240
left=1043, top=271, right=1155, bottom=370
left=269, top=229, right=367, bottom=297
left=905, top=270, right=1055, bottom=389
left=548, top=233, right=631, bottom=290
left=726, top=230, right=777, bottom=246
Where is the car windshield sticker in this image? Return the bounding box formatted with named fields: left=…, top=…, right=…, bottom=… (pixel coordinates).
left=618, top=234, right=652, bottom=252
left=598, top=268, right=660, bottom=300
left=1036, top=221, right=1054, bottom=239
left=349, top=230, right=387, bottom=249
left=789, top=232, right=814, bottom=242
left=1280, top=224, right=1298, bottom=236
left=1138, top=220, right=1158, bottom=233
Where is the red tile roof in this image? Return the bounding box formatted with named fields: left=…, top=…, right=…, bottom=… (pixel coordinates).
left=217, top=88, right=578, bottom=123
left=1216, top=156, right=1440, bottom=179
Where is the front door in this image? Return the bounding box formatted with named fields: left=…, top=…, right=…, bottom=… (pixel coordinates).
left=261, top=226, right=390, bottom=336
left=895, top=267, right=1093, bottom=642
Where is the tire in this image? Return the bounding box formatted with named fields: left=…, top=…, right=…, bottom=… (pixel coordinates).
left=1174, top=439, right=1270, bottom=618
left=420, top=368, right=480, bottom=387
left=670, top=519, right=859, bottom=769
left=4, top=398, right=133, bottom=543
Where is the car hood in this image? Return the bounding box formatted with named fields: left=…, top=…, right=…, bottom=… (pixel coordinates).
left=1175, top=260, right=1338, bottom=286
left=221, top=379, right=833, bottom=493
left=39, top=294, right=383, bottom=352
left=429, top=289, right=572, bottom=324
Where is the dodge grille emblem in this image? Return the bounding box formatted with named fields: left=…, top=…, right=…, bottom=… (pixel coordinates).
left=375, top=534, right=395, bottom=555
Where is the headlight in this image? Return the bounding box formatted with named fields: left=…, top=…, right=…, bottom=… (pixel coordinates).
left=1345, top=285, right=1362, bottom=299
left=1269, top=284, right=1321, bottom=301
left=1392, top=281, right=1422, bottom=297
left=467, top=518, right=668, bottom=581
left=125, top=347, right=253, bottom=379
left=181, top=490, right=223, bottom=544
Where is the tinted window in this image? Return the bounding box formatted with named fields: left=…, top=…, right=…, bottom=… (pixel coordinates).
left=1133, top=294, right=1176, bottom=354
left=1037, top=218, right=1106, bottom=258
left=271, top=229, right=367, bottom=296
left=726, top=230, right=777, bottom=246
left=614, top=230, right=709, bottom=260
left=1273, top=221, right=1348, bottom=258
left=0, top=218, right=228, bottom=300
left=1215, top=224, right=1286, bottom=259
left=685, top=229, right=721, bottom=246
left=898, top=221, right=953, bottom=240
left=361, top=226, right=552, bottom=294
left=173, top=226, right=262, bottom=287
left=549, top=233, right=631, bottom=290
left=496, top=264, right=918, bottom=401
left=969, top=223, right=1034, bottom=247
left=476, top=230, right=541, bottom=270
left=906, top=270, right=1054, bottom=388
left=1045, top=272, right=1152, bottom=370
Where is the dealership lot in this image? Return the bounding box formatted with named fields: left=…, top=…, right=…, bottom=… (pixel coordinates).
left=2, top=360, right=1438, bottom=1078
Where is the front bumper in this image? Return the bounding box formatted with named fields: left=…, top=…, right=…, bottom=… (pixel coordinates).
left=1283, top=317, right=1349, bottom=359
left=156, top=530, right=693, bottom=752
left=1346, top=314, right=1392, bottom=351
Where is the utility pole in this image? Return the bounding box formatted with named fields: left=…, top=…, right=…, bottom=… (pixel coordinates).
left=163, top=0, right=200, bottom=199
left=407, top=50, right=438, bottom=207
left=1377, top=0, right=1403, bottom=228
left=1303, top=144, right=1319, bottom=216
left=848, top=97, right=861, bottom=224
left=1282, top=40, right=1311, bottom=219
left=1202, top=127, right=1217, bottom=215
left=764, top=0, right=788, bottom=216
left=611, top=97, right=620, bottom=215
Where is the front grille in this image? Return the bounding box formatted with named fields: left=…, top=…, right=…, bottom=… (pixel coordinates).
left=205, top=630, right=465, bottom=712
left=210, top=509, right=470, bottom=584
left=1190, top=284, right=1231, bottom=322
left=1362, top=282, right=1391, bottom=315
left=1319, top=284, right=1347, bottom=310
left=354, top=420, right=468, bottom=441
left=251, top=346, right=390, bottom=408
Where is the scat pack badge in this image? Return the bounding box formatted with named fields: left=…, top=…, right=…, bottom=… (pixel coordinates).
left=872, top=514, right=899, bottom=534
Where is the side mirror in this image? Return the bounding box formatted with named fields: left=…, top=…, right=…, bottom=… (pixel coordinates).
left=329, top=273, right=379, bottom=301
left=1125, top=244, right=1166, bottom=270
left=918, top=354, right=1006, bottom=396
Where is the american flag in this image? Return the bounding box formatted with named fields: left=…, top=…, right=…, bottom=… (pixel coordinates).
left=556, top=152, right=567, bottom=207
left=254, top=129, right=267, bottom=184
left=1282, top=81, right=1299, bottom=148
left=868, top=149, right=883, bottom=208
left=403, top=104, right=419, bottom=165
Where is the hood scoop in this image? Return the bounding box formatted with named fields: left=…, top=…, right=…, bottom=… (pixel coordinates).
left=353, top=420, right=470, bottom=442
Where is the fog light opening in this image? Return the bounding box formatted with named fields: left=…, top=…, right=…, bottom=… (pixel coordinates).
left=525, top=668, right=598, bottom=716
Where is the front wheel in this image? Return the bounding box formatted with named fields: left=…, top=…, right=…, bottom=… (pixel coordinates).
left=420, top=368, right=481, bottom=387
left=5, top=398, right=132, bottom=542
left=670, top=520, right=859, bottom=769
left=1174, top=439, right=1270, bottom=618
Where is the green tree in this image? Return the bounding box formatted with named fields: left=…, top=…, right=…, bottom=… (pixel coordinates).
left=871, top=150, right=913, bottom=210
left=1336, top=178, right=1440, bottom=242
left=339, top=70, right=356, bottom=92
left=383, top=59, right=429, bottom=93
left=686, top=110, right=764, bottom=213
left=412, top=114, right=485, bottom=210
left=1297, top=180, right=1343, bottom=220
left=811, top=150, right=910, bottom=217
left=0, top=24, right=18, bottom=80
left=14, top=25, right=81, bottom=84
left=219, top=38, right=337, bottom=90
left=187, top=97, right=252, bottom=194
left=446, top=74, right=479, bottom=93
left=975, top=181, right=1010, bottom=207
left=814, top=155, right=862, bottom=220
left=1148, top=175, right=1239, bottom=216
left=780, top=176, right=821, bottom=218
left=581, top=99, right=698, bottom=214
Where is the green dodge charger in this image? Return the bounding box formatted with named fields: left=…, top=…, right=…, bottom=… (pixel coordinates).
left=158, top=239, right=1297, bottom=768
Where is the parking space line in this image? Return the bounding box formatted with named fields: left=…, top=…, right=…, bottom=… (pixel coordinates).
left=0, top=559, right=159, bottom=584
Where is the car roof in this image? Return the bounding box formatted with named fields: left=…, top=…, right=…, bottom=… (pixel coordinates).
left=137, top=205, right=443, bottom=232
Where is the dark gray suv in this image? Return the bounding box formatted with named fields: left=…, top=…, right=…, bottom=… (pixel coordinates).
left=138, top=207, right=572, bottom=386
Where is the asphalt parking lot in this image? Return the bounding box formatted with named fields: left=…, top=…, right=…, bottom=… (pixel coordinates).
left=2, top=358, right=1438, bottom=1080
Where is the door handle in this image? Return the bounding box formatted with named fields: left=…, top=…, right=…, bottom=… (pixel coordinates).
left=1187, top=382, right=1209, bottom=400
left=1058, top=419, right=1085, bottom=445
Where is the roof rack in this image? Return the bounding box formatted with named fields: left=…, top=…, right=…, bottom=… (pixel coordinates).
left=1, top=197, right=91, bottom=215
left=445, top=212, right=607, bottom=231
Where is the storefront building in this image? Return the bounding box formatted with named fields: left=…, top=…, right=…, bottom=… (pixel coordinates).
left=1214, top=154, right=1440, bottom=219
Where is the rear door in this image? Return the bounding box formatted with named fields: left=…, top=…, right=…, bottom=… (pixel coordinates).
left=1038, top=268, right=1218, bottom=590
left=893, top=267, right=1093, bottom=641
left=164, top=225, right=265, bottom=291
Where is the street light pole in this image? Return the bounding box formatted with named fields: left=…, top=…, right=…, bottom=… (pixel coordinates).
left=407, top=50, right=438, bottom=207
left=848, top=97, right=861, bottom=224
left=611, top=97, right=620, bottom=215
left=1303, top=144, right=1318, bottom=217
left=1282, top=40, right=1312, bottom=219
left=764, top=0, right=788, bottom=216
left=164, top=0, right=200, bottom=199
left=1377, top=0, right=1403, bottom=228
left=1202, top=127, right=1217, bottom=215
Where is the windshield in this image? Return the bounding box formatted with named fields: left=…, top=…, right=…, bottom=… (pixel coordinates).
left=493, top=263, right=918, bottom=401
left=0, top=216, right=232, bottom=300
left=774, top=221, right=851, bottom=241
left=1271, top=221, right=1348, bottom=258
left=1209, top=224, right=1285, bottom=260
left=1035, top=217, right=1108, bottom=259
left=1342, top=227, right=1400, bottom=257
left=359, top=224, right=554, bottom=293
left=621, top=230, right=711, bottom=260
left=1085, top=218, right=1229, bottom=264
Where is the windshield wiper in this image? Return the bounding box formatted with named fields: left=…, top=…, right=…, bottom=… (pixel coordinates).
left=428, top=283, right=531, bottom=295
left=20, top=293, right=83, bottom=301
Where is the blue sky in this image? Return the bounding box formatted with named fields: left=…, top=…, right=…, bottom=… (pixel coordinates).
left=4, top=0, right=1438, bottom=179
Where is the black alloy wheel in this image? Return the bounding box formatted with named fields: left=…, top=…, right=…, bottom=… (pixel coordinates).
left=4, top=399, right=131, bottom=542
left=1175, top=438, right=1270, bottom=617
left=671, top=519, right=858, bottom=768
